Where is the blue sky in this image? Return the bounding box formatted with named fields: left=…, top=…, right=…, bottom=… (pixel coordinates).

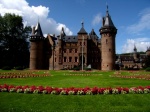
left=0, top=0, right=150, bottom=54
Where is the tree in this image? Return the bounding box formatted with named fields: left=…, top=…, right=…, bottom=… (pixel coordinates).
left=0, top=13, right=31, bottom=68
left=144, top=56, right=150, bottom=68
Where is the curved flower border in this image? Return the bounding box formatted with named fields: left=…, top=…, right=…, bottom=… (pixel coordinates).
left=0, top=84, right=150, bottom=95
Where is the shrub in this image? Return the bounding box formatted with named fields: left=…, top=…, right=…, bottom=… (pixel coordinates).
left=2, top=66, right=11, bottom=70
left=15, top=66, right=24, bottom=70
left=84, top=68, right=91, bottom=71
left=145, top=67, right=150, bottom=71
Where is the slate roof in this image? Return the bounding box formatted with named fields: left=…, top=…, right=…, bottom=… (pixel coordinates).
left=34, top=22, right=44, bottom=37
left=147, top=47, right=150, bottom=51
left=102, top=6, right=116, bottom=28
left=89, top=29, right=99, bottom=40
left=78, top=22, right=87, bottom=34
left=62, top=36, right=78, bottom=42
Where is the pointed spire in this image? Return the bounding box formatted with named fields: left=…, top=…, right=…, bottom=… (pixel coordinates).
left=34, top=21, right=44, bottom=37
left=78, top=20, right=87, bottom=34
left=100, top=4, right=117, bottom=35
left=60, top=27, right=66, bottom=39
left=133, top=44, right=137, bottom=52
left=102, top=5, right=115, bottom=28
left=106, top=2, right=109, bottom=13
left=81, top=19, right=84, bottom=28
left=89, top=29, right=96, bottom=35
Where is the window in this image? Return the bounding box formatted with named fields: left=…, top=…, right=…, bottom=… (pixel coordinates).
left=106, top=39, right=108, bottom=44
left=80, top=42, right=82, bottom=45
left=69, top=49, right=72, bottom=53
left=59, top=48, right=61, bottom=53
left=75, top=49, right=77, bottom=53
left=69, top=57, right=72, bottom=62
left=64, top=57, right=67, bottom=62
left=64, top=49, right=66, bottom=53
left=75, top=57, right=78, bottom=62
left=59, top=57, right=61, bottom=63
left=84, top=42, right=85, bottom=46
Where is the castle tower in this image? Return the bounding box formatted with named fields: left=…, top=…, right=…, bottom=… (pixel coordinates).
left=99, top=6, right=117, bottom=70
left=55, top=27, right=66, bottom=70
left=133, top=44, right=138, bottom=61
left=77, top=21, right=88, bottom=67
left=29, top=22, right=44, bottom=70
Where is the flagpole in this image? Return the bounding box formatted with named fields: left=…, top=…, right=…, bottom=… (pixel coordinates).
left=82, top=36, right=84, bottom=71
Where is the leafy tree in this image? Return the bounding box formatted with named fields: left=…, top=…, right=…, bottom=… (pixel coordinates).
left=0, top=13, right=31, bottom=68
left=144, top=56, right=150, bottom=68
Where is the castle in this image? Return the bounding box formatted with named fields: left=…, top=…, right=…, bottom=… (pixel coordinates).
left=29, top=6, right=150, bottom=70
left=116, top=46, right=150, bottom=69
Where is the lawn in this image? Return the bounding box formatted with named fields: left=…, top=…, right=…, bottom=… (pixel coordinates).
left=0, top=70, right=150, bottom=112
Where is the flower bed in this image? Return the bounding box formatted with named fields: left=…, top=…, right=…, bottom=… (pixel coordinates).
left=64, top=74, right=102, bottom=76
left=0, top=72, right=50, bottom=79
left=0, top=84, right=150, bottom=95
left=111, top=72, right=150, bottom=80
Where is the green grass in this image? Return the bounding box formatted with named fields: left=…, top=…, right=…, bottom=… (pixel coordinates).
left=0, top=70, right=149, bottom=87
left=0, top=70, right=150, bottom=112
left=0, top=93, right=150, bottom=112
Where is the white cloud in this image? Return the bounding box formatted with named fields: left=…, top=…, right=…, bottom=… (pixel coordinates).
left=127, top=8, right=150, bottom=34
left=92, top=13, right=102, bottom=26
left=0, top=0, right=73, bottom=36
left=122, top=38, right=150, bottom=53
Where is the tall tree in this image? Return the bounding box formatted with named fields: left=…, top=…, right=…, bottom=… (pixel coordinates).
left=0, top=13, right=31, bottom=68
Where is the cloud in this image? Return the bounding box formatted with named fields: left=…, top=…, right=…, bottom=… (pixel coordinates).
left=122, top=38, right=150, bottom=53
left=0, top=0, right=73, bottom=36
left=127, top=8, right=150, bottom=34
left=92, top=13, right=102, bottom=26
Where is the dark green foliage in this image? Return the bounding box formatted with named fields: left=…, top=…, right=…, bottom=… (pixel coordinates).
left=145, top=67, right=150, bottom=71
left=144, top=56, right=150, bottom=68
left=2, top=66, right=11, bottom=70
left=0, top=13, right=31, bottom=68
left=84, top=67, right=91, bottom=71
left=14, top=66, right=24, bottom=70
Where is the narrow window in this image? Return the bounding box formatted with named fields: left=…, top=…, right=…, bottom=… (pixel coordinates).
left=106, top=39, right=108, bottom=44
left=64, top=49, right=66, bottom=53
left=75, top=57, right=78, bottom=62
left=64, top=57, right=66, bottom=62
left=75, top=49, right=77, bottom=53
left=69, top=57, right=72, bottom=62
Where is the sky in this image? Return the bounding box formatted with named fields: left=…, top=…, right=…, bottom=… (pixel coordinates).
left=0, top=0, right=150, bottom=54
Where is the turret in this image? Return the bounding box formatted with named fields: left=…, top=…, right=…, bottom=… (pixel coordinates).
left=133, top=44, right=138, bottom=61
left=29, top=22, right=44, bottom=70
left=99, top=5, right=117, bottom=70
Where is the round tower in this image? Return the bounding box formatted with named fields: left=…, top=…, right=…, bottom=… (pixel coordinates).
left=29, top=22, right=44, bottom=70
left=99, top=6, right=117, bottom=70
